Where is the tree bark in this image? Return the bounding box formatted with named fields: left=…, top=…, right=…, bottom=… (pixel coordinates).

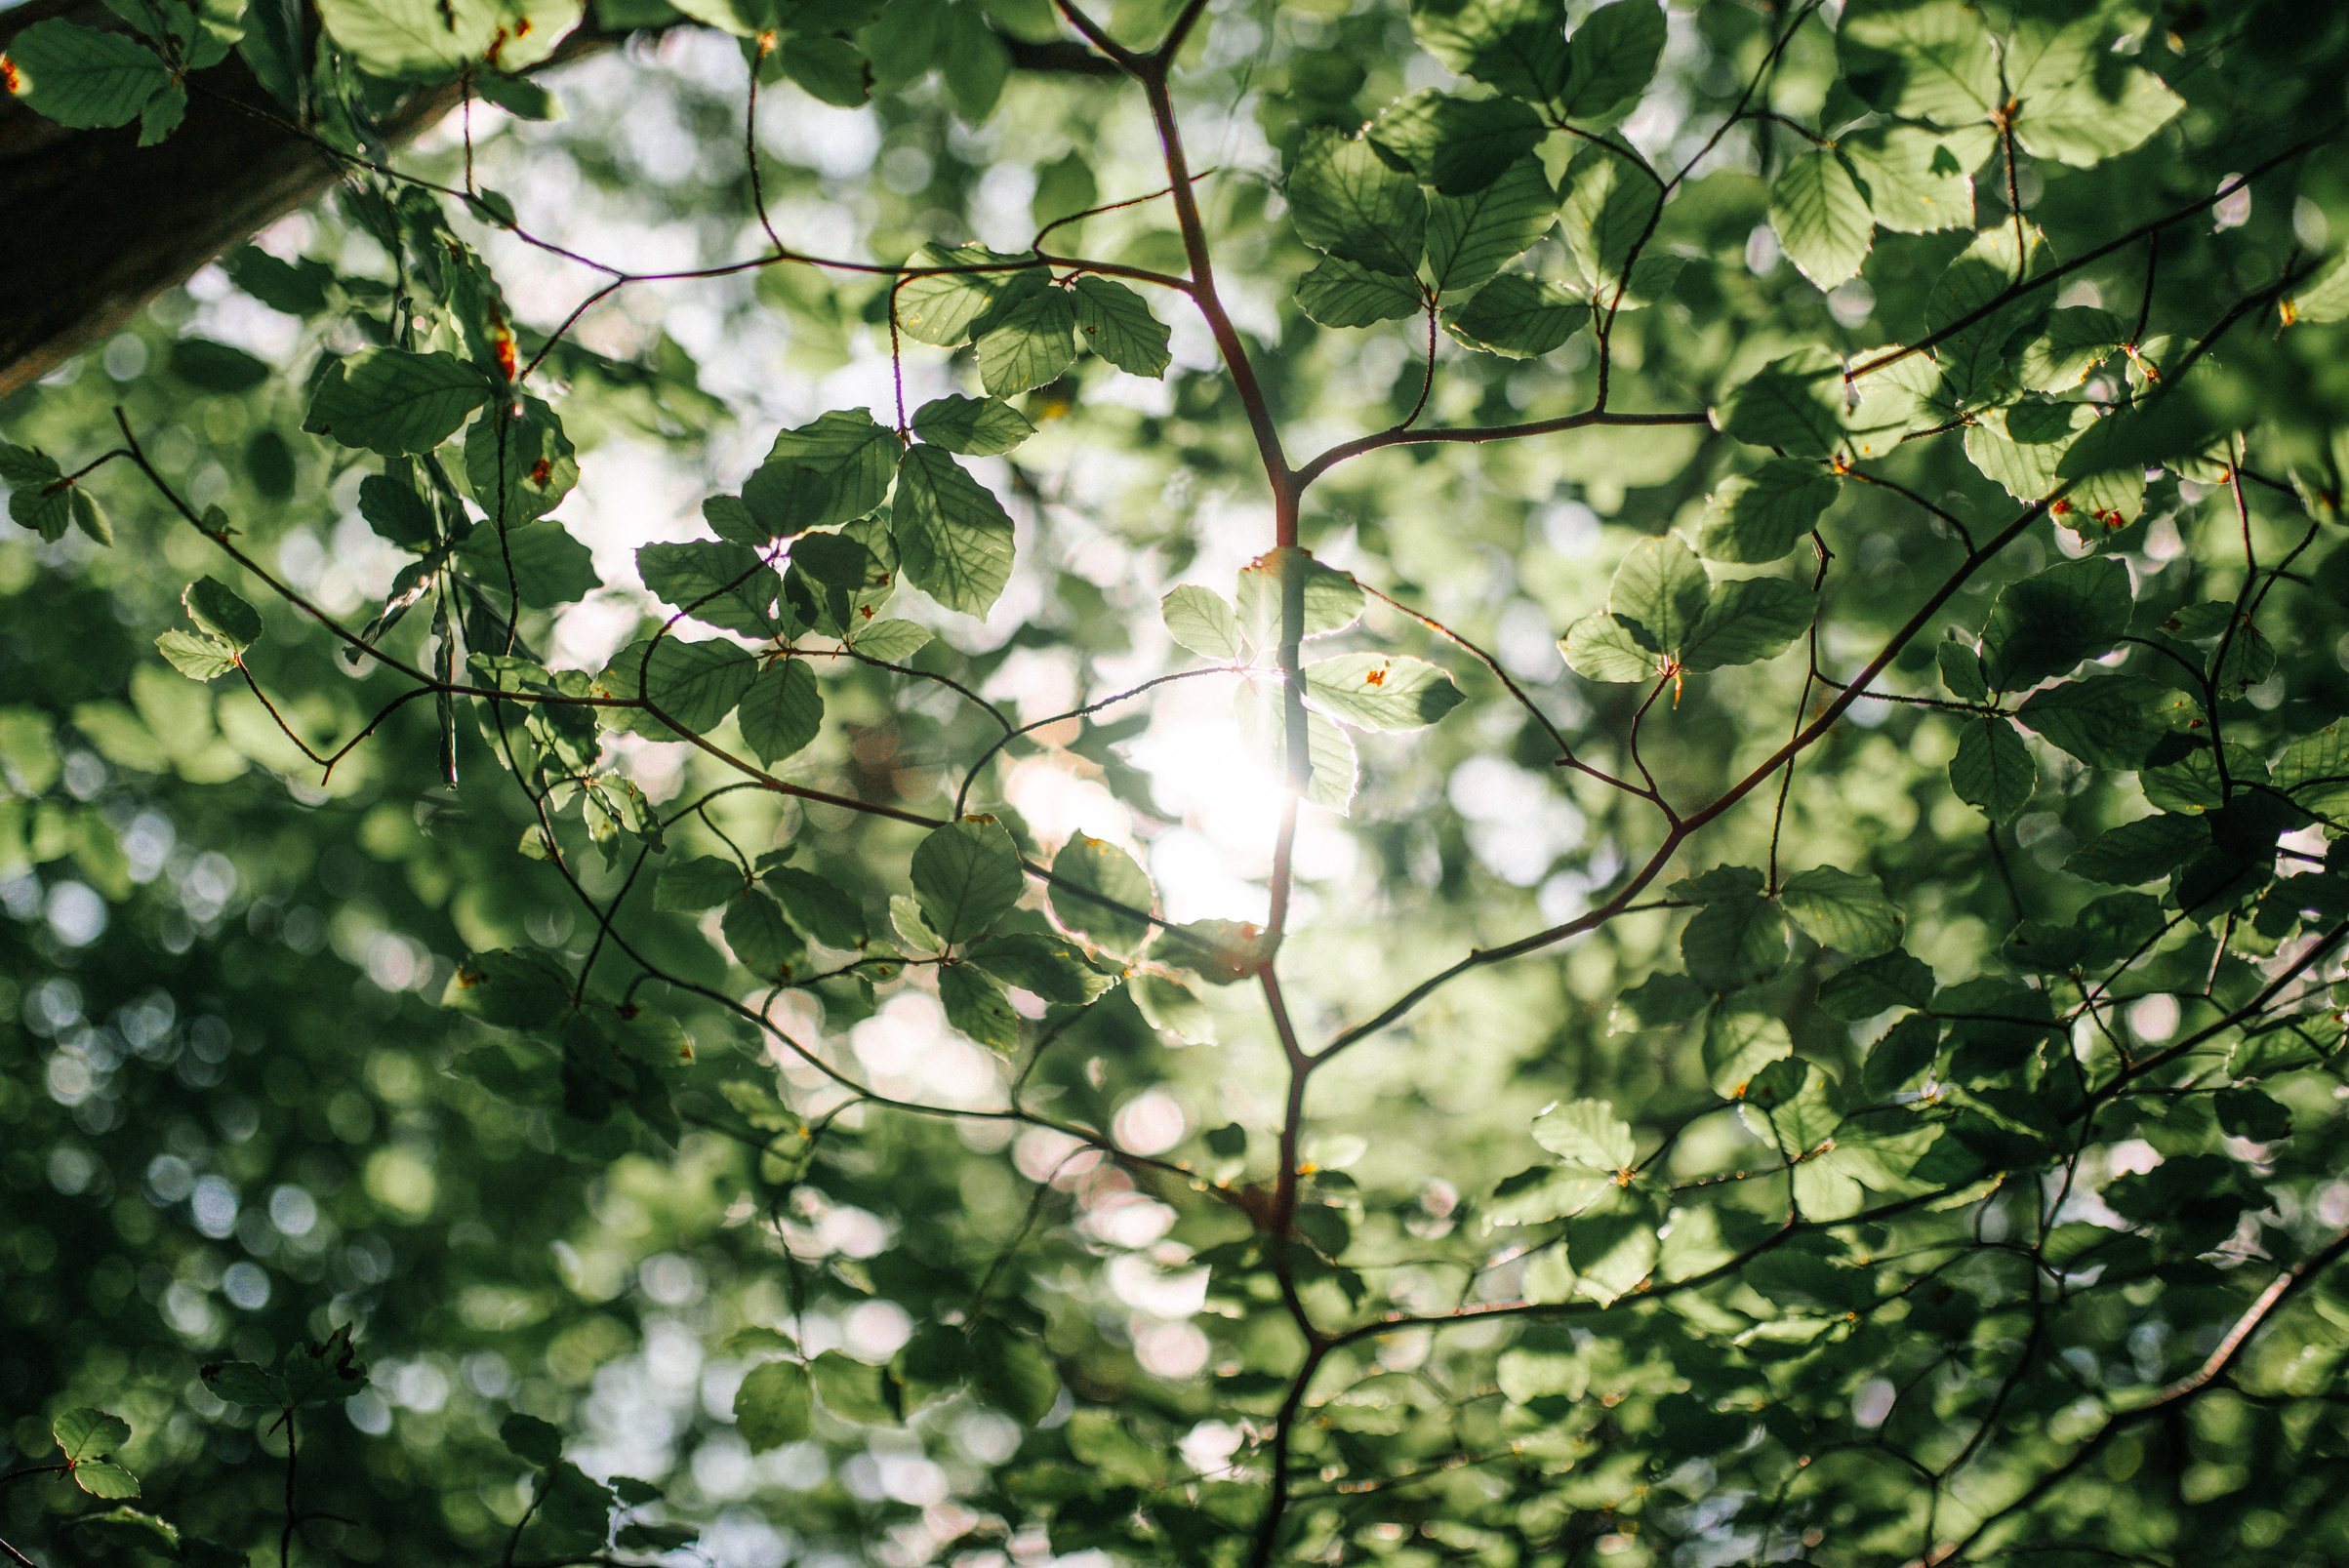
left=0, top=4, right=1117, bottom=401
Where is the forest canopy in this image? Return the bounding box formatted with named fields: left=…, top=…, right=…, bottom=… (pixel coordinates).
left=7, top=0, right=2349, bottom=1564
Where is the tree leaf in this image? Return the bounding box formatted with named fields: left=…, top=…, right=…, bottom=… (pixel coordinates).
left=847, top=618, right=931, bottom=661
left=1606, top=535, right=1709, bottom=655
left=465, top=395, right=578, bottom=524
left=1949, top=717, right=2035, bottom=823
left=966, top=932, right=1109, bottom=1004
left=1161, top=585, right=1244, bottom=661
left=1234, top=680, right=1360, bottom=814
left=2064, top=814, right=2208, bottom=885
left=1049, top=834, right=1154, bottom=957
left=1295, top=256, right=1425, bottom=329
left=2005, top=17, right=2183, bottom=169
left=768, top=866, right=867, bottom=948
left=1696, top=461, right=1839, bottom=564
left=54, top=1408, right=131, bottom=1462
left=1234, top=547, right=1365, bottom=647
left=1556, top=143, right=1667, bottom=306
left=781, top=32, right=871, bottom=105
left=742, top=408, right=900, bottom=540
left=732, top=1359, right=812, bottom=1452
left=654, top=856, right=743, bottom=913
left=1561, top=613, right=1663, bottom=683
left=2014, top=307, right=2128, bottom=393
left=499, top=1413, right=563, bottom=1468
left=1531, top=1099, right=1635, bottom=1169
left=1442, top=274, right=1581, bottom=357
left=1409, top=0, right=1568, bottom=104
left=1718, top=347, right=1845, bottom=458
left=1779, top=866, right=1902, bottom=957
left=1837, top=0, right=2001, bottom=125
left=1302, top=654, right=1466, bottom=731
left=939, top=962, right=1020, bottom=1052
left=1769, top=149, right=1874, bottom=289
left=1816, top=950, right=1936, bottom=1020
left=1681, top=896, right=1788, bottom=991
left=1070, top=276, right=1171, bottom=378
left=1369, top=90, right=1546, bottom=194
left=304, top=348, right=489, bottom=457
left=912, top=394, right=1036, bottom=456
left=184, top=578, right=262, bottom=648
left=723, top=890, right=806, bottom=980
left=73, top=1462, right=140, bottom=1499
left=1926, top=222, right=2052, bottom=405
left=2015, top=676, right=2178, bottom=769
left=637, top=543, right=784, bottom=637
left=1838, top=125, right=1988, bottom=234
left=911, top=816, right=1024, bottom=944
left=1424, top=157, right=1557, bottom=295
left=1287, top=126, right=1427, bottom=277
left=891, top=445, right=1015, bottom=616
left=4, top=20, right=170, bottom=128
left=1678, top=577, right=1810, bottom=672
left=1130, top=971, right=1214, bottom=1043
left=1556, top=0, right=1664, bottom=119
left=738, top=659, right=824, bottom=766
left=894, top=244, right=1039, bottom=346
left=1701, top=1002, right=1792, bottom=1097
left=600, top=638, right=758, bottom=734
left=974, top=285, right=1077, bottom=396
left=1977, top=556, right=2132, bottom=692
left=458, top=520, right=600, bottom=610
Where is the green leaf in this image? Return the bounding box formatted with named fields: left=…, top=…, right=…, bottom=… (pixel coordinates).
left=912, top=394, right=1035, bottom=456
left=2214, top=1086, right=2290, bottom=1143
left=970, top=1321, right=1060, bottom=1424
left=4, top=20, right=170, bottom=128
left=1769, top=149, right=1874, bottom=290
left=1937, top=642, right=1988, bottom=704
left=1607, top=971, right=1706, bottom=1032
left=847, top=618, right=931, bottom=661
left=1161, top=585, right=1244, bottom=661
left=637, top=542, right=784, bottom=637
left=73, top=1462, right=140, bottom=1499
left=768, top=866, right=867, bottom=948
left=895, top=245, right=1038, bottom=346
left=724, top=890, right=806, bottom=981
left=1682, top=896, right=1788, bottom=991
left=1926, top=223, right=2052, bottom=404
left=655, top=856, right=743, bottom=913
left=1719, top=347, right=1845, bottom=459
left=55, top=1408, right=131, bottom=1462
left=201, top=1361, right=287, bottom=1408
left=2065, top=814, right=2208, bottom=885
left=1295, top=256, right=1425, bottom=329
left=891, top=893, right=942, bottom=952
left=1234, top=681, right=1360, bottom=814
left=2005, top=17, right=2183, bottom=169
left=1696, top=461, right=1838, bottom=564
left=1556, top=0, right=1664, bottom=118
left=457, top=521, right=600, bottom=610
left=1531, top=1099, right=1635, bottom=1169
left=1678, top=577, right=1810, bottom=672
left=1669, top=865, right=1765, bottom=903
left=1780, top=866, right=1902, bottom=957
left=1607, top=535, right=1709, bottom=655
left=1424, top=158, right=1556, bottom=296
left=465, top=396, right=579, bottom=524
left=738, top=659, right=824, bottom=766
left=1442, top=274, right=1581, bottom=357
left=1049, top=834, right=1154, bottom=957
left=1302, top=654, right=1466, bottom=731
left=891, top=445, right=1016, bottom=617
left=966, top=932, right=1108, bottom=1004
left=1070, top=277, right=1171, bottom=378
left=184, top=577, right=262, bottom=648
left=1561, top=613, right=1662, bottom=683
left=1837, top=0, right=2001, bottom=125
left=1130, top=971, right=1214, bottom=1043
left=1287, top=126, right=1427, bottom=277
left=1977, top=556, right=2132, bottom=692
left=1949, top=717, right=2035, bottom=823
left=1409, top=0, right=1568, bottom=104
left=500, top=1413, right=563, bottom=1468
left=939, top=963, right=1020, bottom=1052
left=304, top=348, right=489, bottom=457
left=1816, top=949, right=1936, bottom=1020
left=358, top=474, right=435, bottom=545
left=1369, top=90, right=1546, bottom=194
left=1964, top=401, right=2141, bottom=523
left=2015, top=676, right=2177, bottom=769
left=743, top=409, right=900, bottom=539
left=912, top=816, right=1024, bottom=944
left=156, top=620, right=238, bottom=675
left=780, top=32, right=871, bottom=105
left=1556, top=143, right=1667, bottom=306
left=600, top=639, right=758, bottom=734
left=811, top=1348, right=899, bottom=1424
left=1234, top=547, right=1365, bottom=648
left=1701, top=1002, right=1792, bottom=1097
left=1865, top=1013, right=1940, bottom=1094
left=733, top=1359, right=813, bottom=1452
left=74, top=1507, right=176, bottom=1553
left=2015, top=308, right=2128, bottom=393
left=2288, top=256, right=2349, bottom=327
left=170, top=339, right=271, bottom=393
left=1838, top=125, right=1988, bottom=234
left=974, top=286, right=1077, bottom=396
